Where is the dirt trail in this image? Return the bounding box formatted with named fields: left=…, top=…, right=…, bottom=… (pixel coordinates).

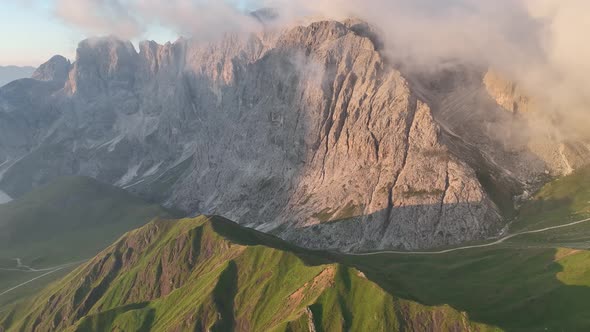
left=350, top=217, right=590, bottom=256
left=0, top=260, right=87, bottom=297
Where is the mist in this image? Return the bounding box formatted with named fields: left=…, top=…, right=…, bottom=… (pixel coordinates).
left=51, top=0, right=590, bottom=137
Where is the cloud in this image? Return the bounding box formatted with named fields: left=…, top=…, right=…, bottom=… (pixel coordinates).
left=522, top=1, right=590, bottom=115
left=53, top=0, right=260, bottom=41
left=55, top=0, right=142, bottom=39
left=263, top=0, right=590, bottom=137
left=132, top=0, right=260, bottom=41
left=50, top=0, right=590, bottom=137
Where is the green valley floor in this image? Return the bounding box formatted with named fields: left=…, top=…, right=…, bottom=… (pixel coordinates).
left=1, top=168, right=590, bottom=331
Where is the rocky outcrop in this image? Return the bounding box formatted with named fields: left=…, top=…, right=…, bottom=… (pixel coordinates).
left=32, top=55, right=71, bottom=83
left=3, top=19, right=583, bottom=251
left=482, top=69, right=590, bottom=177
left=483, top=70, right=535, bottom=114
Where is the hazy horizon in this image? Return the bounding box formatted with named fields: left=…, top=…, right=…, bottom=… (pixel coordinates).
left=1, top=0, right=181, bottom=66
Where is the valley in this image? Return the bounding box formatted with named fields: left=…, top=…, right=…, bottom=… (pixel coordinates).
left=4, top=18, right=587, bottom=254
left=0, top=167, right=588, bottom=330
left=338, top=167, right=590, bottom=331
left=0, top=7, right=589, bottom=330
left=0, top=177, right=171, bottom=308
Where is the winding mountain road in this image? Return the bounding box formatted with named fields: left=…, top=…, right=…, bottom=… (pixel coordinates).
left=0, top=259, right=76, bottom=273
left=350, top=217, right=590, bottom=256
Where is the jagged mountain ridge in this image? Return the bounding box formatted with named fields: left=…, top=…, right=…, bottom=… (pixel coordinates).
left=0, top=19, right=586, bottom=251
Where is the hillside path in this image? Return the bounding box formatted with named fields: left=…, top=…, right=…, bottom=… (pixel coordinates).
left=0, top=260, right=87, bottom=298
left=350, top=217, right=590, bottom=256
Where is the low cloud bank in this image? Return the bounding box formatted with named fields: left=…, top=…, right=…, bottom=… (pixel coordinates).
left=50, top=0, right=590, bottom=137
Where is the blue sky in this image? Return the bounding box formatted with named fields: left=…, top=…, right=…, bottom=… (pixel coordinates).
left=0, top=0, right=180, bottom=67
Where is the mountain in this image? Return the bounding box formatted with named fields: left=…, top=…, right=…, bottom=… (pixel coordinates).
left=0, top=176, right=170, bottom=307
left=0, top=19, right=588, bottom=252
left=0, top=168, right=589, bottom=331
left=31, top=56, right=71, bottom=83
left=0, top=66, right=35, bottom=88
left=0, top=215, right=495, bottom=332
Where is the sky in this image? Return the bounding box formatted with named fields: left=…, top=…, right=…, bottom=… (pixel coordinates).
left=0, top=0, right=179, bottom=66
left=0, top=0, right=588, bottom=142
left=0, top=0, right=258, bottom=67
left=0, top=0, right=588, bottom=138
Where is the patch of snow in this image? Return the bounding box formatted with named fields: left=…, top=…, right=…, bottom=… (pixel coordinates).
left=0, top=156, right=24, bottom=182
left=0, top=159, right=11, bottom=169
left=97, top=135, right=125, bottom=152
left=123, top=179, right=145, bottom=189
left=255, top=221, right=279, bottom=233
left=122, top=156, right=192, bottom=190
left=180, top=142, right=198, bottom=161
left=0, top=190, right=12, bottom=204
left=143, top=162, right=163, bottom=177
left=0, top=162, right=11, bottom=182
left=115, top=162, right=143, bottom=187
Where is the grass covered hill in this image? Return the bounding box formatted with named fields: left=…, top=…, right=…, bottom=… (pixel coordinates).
left=2, top=168, right=590, bottom=331
left=0, top=216, right=495, bottom=332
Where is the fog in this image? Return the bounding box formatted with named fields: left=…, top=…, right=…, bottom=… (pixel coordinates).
left=51, top=0, right=590, bottom=137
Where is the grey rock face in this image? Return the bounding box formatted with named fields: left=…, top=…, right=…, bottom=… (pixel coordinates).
left=2, top=19, right=581, bottom=251
left=32, top=55, right=71, bottom=83
left=481, top=70, right=590, bottom=176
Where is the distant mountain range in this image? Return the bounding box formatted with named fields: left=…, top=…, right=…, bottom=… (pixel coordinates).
left=0, top=66, right=35, bottom=87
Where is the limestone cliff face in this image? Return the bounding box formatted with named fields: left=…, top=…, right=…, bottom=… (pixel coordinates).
left=31, top=55, right=71, bottom=83
left=482, top=70, right=590, bottom=177
left=0, top=20, right=523, bottom=251
left=483, top=70, right=535, bottom=114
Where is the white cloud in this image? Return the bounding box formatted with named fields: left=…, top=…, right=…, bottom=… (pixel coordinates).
left=49, top=0, right=590, bottom=136
left=55, top=0, right=142, bottom=39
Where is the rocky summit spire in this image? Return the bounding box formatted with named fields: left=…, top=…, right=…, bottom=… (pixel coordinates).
left=32, top=55, right=71, bottom=83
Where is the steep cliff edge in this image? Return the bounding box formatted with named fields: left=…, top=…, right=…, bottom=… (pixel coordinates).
left=0, top=19, right=585, bottom=251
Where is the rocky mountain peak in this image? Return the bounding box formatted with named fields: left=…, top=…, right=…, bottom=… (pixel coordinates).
left=32, top=55, right=71, bottom=83
left=483, top=69, right=535, bottom=114
left=278, top=20, right=351, bottom=50
left=1, top=18, right=589, bottom=252
left=138, top=39, right=187, bottom=77
left=66, top=36, right=138, bottom=95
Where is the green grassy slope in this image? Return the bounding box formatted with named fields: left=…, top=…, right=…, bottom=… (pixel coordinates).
left=340, top=167, right=590, bottom=331
left=0, top=176, right=171, bottom=265
left=2, top=167, right=589, bottom=331
left=0, top=216, right=496, bottom=332
left=513, top=166, right=590, bottom=232
left=0, top=176, right=171, bottom=308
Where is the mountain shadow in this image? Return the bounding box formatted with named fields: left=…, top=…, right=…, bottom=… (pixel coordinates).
left=338, top=243, right=590, bottom=331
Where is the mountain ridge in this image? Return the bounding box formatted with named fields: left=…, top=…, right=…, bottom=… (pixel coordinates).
left=0, top=215, right=496, bottom=332
left=0, top=19, right=588, bottom=252
left=2, top=167, right=590, bottom=330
